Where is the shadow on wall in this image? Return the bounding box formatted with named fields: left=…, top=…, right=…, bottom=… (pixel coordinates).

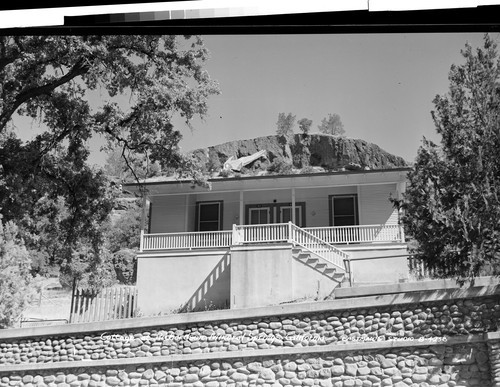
left=180, top=254, right=231, bottom=312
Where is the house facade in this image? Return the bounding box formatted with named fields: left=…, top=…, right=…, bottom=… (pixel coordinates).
left=125, top=167, right=411, bottom=316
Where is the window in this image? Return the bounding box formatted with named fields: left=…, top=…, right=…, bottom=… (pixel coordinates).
left=196, top=201, right=223, bottom=231
left=329, top=195, right=358, bottom=226
left=279, top=205, right=303, bottom=227
left=249, top=207, right=271, bottom=225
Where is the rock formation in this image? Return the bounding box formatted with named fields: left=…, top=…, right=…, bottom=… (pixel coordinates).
left=189, top=134, right=408, bottom=175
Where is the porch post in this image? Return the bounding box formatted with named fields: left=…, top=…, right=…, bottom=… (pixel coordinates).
left=291, top=187, right=296, bottom=225
left=185, top=195, right=190, bottom=231
left=140, top=193, right=148, bottom=231
left=239, top=190, right=244, bottom=225
left=139, top=193, right=147, bottom=252
left=397, top=182, right=406, bottom=242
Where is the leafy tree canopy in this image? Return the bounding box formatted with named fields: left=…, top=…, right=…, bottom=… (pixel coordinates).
left=276, top=112, right=296, bottom=143
left=0, top=35, right=219, bottom=286
left=398, top=34, right=500, bottom=283
left=318, top=113, right=345, bottom=136
left=0, top=218, right=33, bottom=328
left=298, top=118, right=313, bottom=135
left=1, top=35, right=219, bottom=174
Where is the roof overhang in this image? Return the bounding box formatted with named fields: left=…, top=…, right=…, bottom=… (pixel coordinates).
left=123, top=168, right=411, bottom=198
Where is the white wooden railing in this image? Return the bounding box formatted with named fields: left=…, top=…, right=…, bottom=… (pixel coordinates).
left=140, top=224, right=405, bottom=251
left=140, top=229, right=232, bottom=251
left=231, top=222, right=348, bottom=272
left=288, top=223, right=349, bottom=271
left=232, top=223, right=289, bottom=245
left=304, top=224, right=405, bottom=244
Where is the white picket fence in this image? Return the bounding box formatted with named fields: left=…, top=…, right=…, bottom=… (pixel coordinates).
left=70, top=286, right=137, bottom=323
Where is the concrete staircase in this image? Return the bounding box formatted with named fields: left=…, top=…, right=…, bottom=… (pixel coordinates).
left=291, top=247, right=348, bottom=286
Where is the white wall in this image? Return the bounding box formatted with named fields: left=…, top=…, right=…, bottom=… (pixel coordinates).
left=358, top=184, right=398, bottom=225
left=297, top=186, right=356, bottom=228
left=137, top=251, right=231, bottom=315
left=149, top=195, right=187, bottom=233
left=230, top=245, right=340, bottom=308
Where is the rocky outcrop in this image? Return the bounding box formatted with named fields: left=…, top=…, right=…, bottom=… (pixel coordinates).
left=190, top=134, right=407, bottom=174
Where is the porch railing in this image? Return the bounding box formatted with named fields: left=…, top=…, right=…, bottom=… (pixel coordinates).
left=141, top=230, right=232, bottom=251
left=288, top=223, right=349, bottom=271
left=232, top=223, right=289, bottom=244
left=232, top=222, right=348, bottom=272
left=304, top=224, right=405, bottom=244
left=140, top=223, right=405, bottom=251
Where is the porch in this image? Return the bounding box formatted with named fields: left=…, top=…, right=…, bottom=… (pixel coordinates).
left=139, top=222, right=406, bottom=251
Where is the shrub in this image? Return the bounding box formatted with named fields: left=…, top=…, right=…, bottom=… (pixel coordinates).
left=0, top=220, right=33, bottom=328
left=267, top=159, right=293, bottom=175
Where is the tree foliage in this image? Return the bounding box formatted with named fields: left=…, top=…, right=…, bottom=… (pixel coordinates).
left=276, top=112, right=296, bottom=143
left=298, top=118, right=313, bottom=135
left=104, top=146, right=161, bottom=181
left=1, top=35, right=219, bottom=177
left=398, top=34, right=500, bottom=282
left=0, top=35, right=219, bottom=287
left=318, top=113, right=345, bottom=136
left=0, top=219, right=33, bottom=328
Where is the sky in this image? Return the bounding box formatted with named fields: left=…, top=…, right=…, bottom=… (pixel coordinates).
left=11, top=32, right=493, bottom=166
left=175, top=33, right=489, bottom=164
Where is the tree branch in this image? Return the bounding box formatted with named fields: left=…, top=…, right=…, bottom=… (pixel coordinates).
left=0, top=58, right=91, bottom=132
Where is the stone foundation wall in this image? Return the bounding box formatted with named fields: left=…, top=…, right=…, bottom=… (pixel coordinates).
left=1, top=296, right=499, bottom=366
left=2, top=282, right=500, bottom=387
left=0, top=342, right=491, bottom=387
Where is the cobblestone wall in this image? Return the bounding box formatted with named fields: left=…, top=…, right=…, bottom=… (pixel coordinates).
left=488, top=339, right=500, bottom=387
left=0, top=343, right=491, bottom=387
left=1, top=297, right=499, bottom=365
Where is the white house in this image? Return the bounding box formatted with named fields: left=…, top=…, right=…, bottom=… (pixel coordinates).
left=125, top=167, right=411, bottom=316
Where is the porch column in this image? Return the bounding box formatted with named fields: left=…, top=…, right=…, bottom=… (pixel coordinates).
left=185, top=195, right=190, bottom=231
left=140, top=192, right=148, bottom=252
left=239, top=190, right=244, bottom=225
left=140, top=192, right=148, bottom=232
left=291, top=187, right=296, bottom=225
left=396, top=182, right=407, bottom=242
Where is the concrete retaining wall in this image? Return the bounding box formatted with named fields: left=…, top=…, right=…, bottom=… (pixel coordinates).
left=136, top=250, right=231, bottom=315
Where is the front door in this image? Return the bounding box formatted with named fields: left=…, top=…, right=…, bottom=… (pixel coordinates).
left=279, top=205, right=302, bottom=226
left=246, top=202, right=305, bottom=226
left=248, top=206, right=271, bottom=225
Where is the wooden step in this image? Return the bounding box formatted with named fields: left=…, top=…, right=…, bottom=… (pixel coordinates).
left=296, top=252, right=311, bottom=260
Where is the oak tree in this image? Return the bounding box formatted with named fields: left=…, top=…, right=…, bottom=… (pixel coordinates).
left=0, top=35, right=219, bottom=287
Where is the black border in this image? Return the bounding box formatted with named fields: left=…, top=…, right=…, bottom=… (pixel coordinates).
left=0, top=6, right=500, bottom=34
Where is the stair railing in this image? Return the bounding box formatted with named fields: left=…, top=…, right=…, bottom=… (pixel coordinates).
left=288, top=222, right=350, bottom=274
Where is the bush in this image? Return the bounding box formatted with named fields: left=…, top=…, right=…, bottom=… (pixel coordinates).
left=300, top=165, right=315, bottom=174
left=112, top=249, right=137, bottom=285
left=267, top=159, right=293, bottom=175
left=0, top=219, right=33, bottom=328
left=218, top=169, right=232, bottom=178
